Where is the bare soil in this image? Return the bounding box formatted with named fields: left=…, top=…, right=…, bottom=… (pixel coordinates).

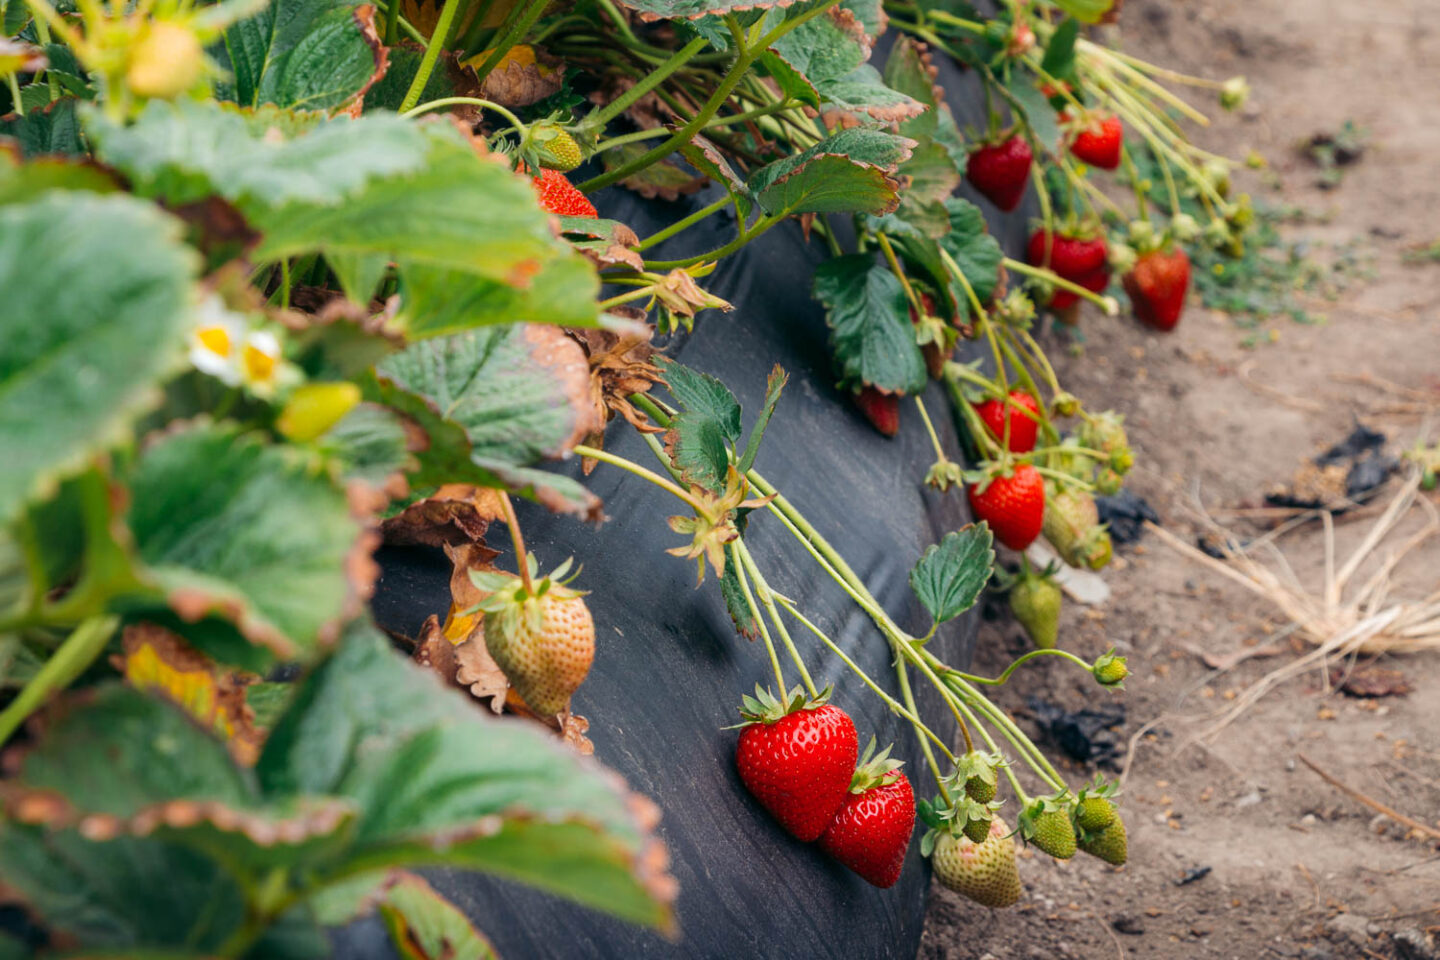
left=921, top=0, right=1440, bottom=957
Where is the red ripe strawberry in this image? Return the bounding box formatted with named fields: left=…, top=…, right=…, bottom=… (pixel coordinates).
left=818, top=740, right=915, bottom=888
left=854, top=386, right=900, bottom=437
left=973, top=391, right=1040, bottom=453
left=735, top=687, right=859, bottom=842
left=966, top=136, right=1033, bottom=212
left=968, top=463, right=1045, bottom=551
left=1066, top=112, right=1123, bottom=170
left=1026, top=229, right=1107, bottom=280
left=1124, top=247, right=1191, bottom=331
left=530, top=167, right=597, bottom=218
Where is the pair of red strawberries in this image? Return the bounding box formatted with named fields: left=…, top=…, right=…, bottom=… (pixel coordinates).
left=965, top=112, right=1123, bottom=215
left=736, top=696, right=915, bottom=888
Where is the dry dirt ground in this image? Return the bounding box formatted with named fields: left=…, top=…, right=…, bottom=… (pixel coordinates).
left=921, top=0, right=1440, bottom=957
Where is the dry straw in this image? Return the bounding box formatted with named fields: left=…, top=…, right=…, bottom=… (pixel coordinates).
left=1148, top=470, right=1440, bottom=740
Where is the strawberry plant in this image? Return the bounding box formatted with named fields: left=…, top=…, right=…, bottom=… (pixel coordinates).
left=0, top=0, right=1253, bottom=947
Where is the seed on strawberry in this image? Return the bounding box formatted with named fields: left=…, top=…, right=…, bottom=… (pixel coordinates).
left=1079, top=811, right=1128, bottom=865
left=855, top=386, right=901, bottom=437
left=529, top=167, right=597, bottom=218
left=1125, top=246, right=1192, bottom=331
left=474, top=559, right=595, bottom=717
left=968, top=463, right=1045, bottom=551
left=819, top=739, right=915, bottom=888
left=735, top=686, right=859, bottom=842
left=931, top=816, right=1022, bottom=908
left=1009, top=564, right=1061, bottom=649
left=967, top=135, right=1034, bottom=212
left=1066, top=112, right=1123, bottom=170
left=973, top=391, right=1041, bottom=453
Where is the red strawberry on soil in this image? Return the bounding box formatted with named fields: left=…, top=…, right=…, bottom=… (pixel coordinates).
left=973, top=391, right=1041, bottom=453
left=1124, top=246, right=1192, bottom=331
left=530, top=167, right=597, bottom=218
left=967, top=136, right=1034, bottom=212
left=736, top=686, right=860, bottom=842
left=1066, top=112, right=1123, bottom=170
left=819, top=739, right=915, bottom=888
left=968, top=462, right=1045, bottom=551
left=855, top=386, right=900, bottom=437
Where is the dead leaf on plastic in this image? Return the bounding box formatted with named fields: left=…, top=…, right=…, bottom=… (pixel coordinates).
left=381, top=485, right=505, bottom=550
left=465, top=44, right=564, bottom=108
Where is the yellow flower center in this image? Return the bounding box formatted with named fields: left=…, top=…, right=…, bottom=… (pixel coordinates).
left=243, top=343, right=277, bottom=382
left=196, top=325, right=232, bottom=357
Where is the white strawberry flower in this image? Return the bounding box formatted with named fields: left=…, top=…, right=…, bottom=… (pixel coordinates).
left=189, top=295, right=247, bottom=386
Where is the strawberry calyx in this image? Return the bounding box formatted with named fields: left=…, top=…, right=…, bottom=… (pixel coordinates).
left=733, top=683, right=834, bottom=727
left=847, top=737, right=906, bottom=793
left=467, top=555, right=585, bottom=636
left=667, top=465, right=774, bottom=584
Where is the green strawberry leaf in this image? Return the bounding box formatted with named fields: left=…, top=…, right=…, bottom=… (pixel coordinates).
left=212, top=0, right=386, bottom=111
left=658, top=358, right=743, bottom=492
left=257, top=625, right=676, bottom=931
left=813, top=254, right=927, bottom=394
left=379, top=873, right=500, bottom=960
left=368, top=325, right=600, bottom=518
left=1005, top=72, right=1061, bottom=153
left=910, top=524, right=996, bottom=625
left=737, top=364, right=787, bottom=473
left=1040, top=18, right=1081, bottom=87
left=679, top=136, right=755, bottom=220
left=319, top=402, right=416, bottom=491
left=813, top=65, right=925, bottom=124
left=363, top=41, right=460, bottom=112
left=1050, top=0, right=1113, bottom=25
left=612, top=0, right=789, bottom=23
left=87, top=99, right=428, bottom=211
left=252, top=124, right=600, bottom=334
left=123, top=422, right=369, bottom=663
left=891, top=199, right=1004, bottom=320
left=0, top=192, right=197, bottom=527
left=0, top=96, right=83, bottom=156
left=720, top=558, right=758, bottom=639
left=758, top=49, right=820, bottom=110
left=883, top=37, right=967, bottom=171
left=747, top=128, right=914, bottom=217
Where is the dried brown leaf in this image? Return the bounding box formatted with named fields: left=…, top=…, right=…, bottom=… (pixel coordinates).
left=382, top=485, right=506, bottom=550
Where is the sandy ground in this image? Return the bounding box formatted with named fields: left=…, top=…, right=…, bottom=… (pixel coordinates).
left=920, top=0, right=1440, bottom=957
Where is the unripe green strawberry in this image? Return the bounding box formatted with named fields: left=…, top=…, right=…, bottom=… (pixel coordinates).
left=1075, top=796, right=1116, bottom=833
left=962, top=812, right=993, bottom=843
left=1022, top=799, right=1076, bottom=860
left=1043, top=488, right=1112, bottom=571
left=931, top=816, right=1022, bottom=908
left=1079, top=412, right=1131, bottom=475
left=1079, top=812, right=1128, bottom=865
left=956, top=750, right=1001, bottom=804
left=127, top=20, right=205, bottom=100
left=1009, top=567, right=1061, bottom=649
left=537, top=129, right=582, bottom=172
left=1094, top=467, right=1124, bottom=496
left=1092, top=650, right=1128, bottom=687
left=473, top=559, right=595, bottom=717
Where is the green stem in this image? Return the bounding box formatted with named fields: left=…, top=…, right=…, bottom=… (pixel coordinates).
left=571, top=444, right=711, bottom=513
left=596, top=286, right=656, bottom=311
left=730, top=541, right=787, bottom=694
left=401, top=96, right=528, bottom=136
left=957, top=648, right=1094, bottom=686
left=776, top=596, right=954, bottom=762
left=914, top=396, right=949, bottom=465
left=641, top=213, right=783, bottom=271
left=635, top=194, right=732, bottom=252
left=734, top=541, right=817, bottom=698
left=398, top=0, right=466, bottom=114
left=0, top=615, right=118, bottom=746
left=1003, top=257, right=1119, bottom=315
left=33, top=17, right=59, bottom=102
left=588, top=35, right=709, bottom=129
left=877, top=232, right=922, bottom=316
left=383, top=0, right=400, bottom=44
left=895, top=657, right=947, bottom=794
